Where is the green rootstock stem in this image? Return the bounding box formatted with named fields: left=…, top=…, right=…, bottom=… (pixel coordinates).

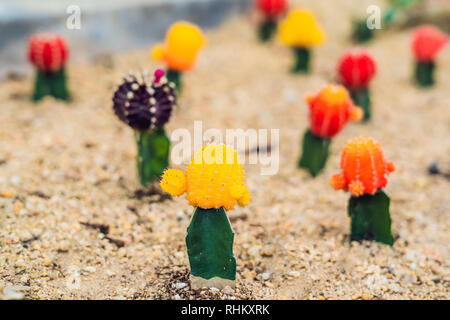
left=350, top=87, right=371, bottom=122
left=352, top=19, right=375, bottom=43
left=186, top=207, right=236, bottom=281
left=414, top=61, right=435, bottom=88
left=166, top=69, right=182, bottom=95
left=258, top=18, right=277, bottom=42
left=298, top=130, right=331, bottom=177
left=33, top=68, right=70, bottom=102
left=291, top=47, right=311, bottom=74
left=348, top=190, right=394, bottom=246
left=134, top=128, right=170, bottom=187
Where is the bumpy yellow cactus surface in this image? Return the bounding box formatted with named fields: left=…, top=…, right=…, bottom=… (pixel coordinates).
left=151, top=21, right=206, bottom=72
left=278, top=9, right=325, bottom=48
left=160, top=144, right=250, bottom=210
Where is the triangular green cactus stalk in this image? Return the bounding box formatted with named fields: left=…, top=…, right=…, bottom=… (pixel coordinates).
left=135, top=128, right=170, bottom=187
left=166, top=69, right=182, bottom=95
left=186, top=207, right=236, bottom=288
left=350, top=88, right=371, bottom=122
left=298, top=130, right=331, bottom=177
left=33, top=68, right=70, bottom=102
left=348, top=190, right=394, bottom=245
left=352, top=19, right=374, bottom=43
left=258, top=19, right=278, bottom=42
left=291, top=47, right=311, bottom=74
left=160, top=144, right=250, bottom=289
left=414, top=61, right=435, bottom=87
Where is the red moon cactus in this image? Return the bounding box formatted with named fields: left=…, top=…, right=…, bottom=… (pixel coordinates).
left=411, top=25, right=448, bottom=87
left=256, top=0, right=288, bottom=17
left=338, top=49, right=376, bottom=89
left=412, top=25, right=447, bottom=62
left=28, top=33, right=69, bottom=72
left=330, top=136, right=395, bottom=196
left=255, top=0, right=288, bottom=42
left=338, top=49, right=376, bottom=121
left=27, top=32, right=70, bottom=101
left=298, top=84, right=362, bottom=177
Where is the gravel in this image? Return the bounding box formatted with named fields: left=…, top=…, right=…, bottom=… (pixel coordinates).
left=0, top=0, right=448, bottom=300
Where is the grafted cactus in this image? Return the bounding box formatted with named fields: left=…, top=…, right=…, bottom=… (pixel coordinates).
left=338, top=49, right=377, bottom=121
left=160, top=144, right=250, bottom=289
left=151, top=21, right=206, bottom=94
left=278, top=9, right=325, bottom=73
left=255, top=0, right=288, bottom=42
left=331, top=137, right=396, bottom=245
left=411, top=25, right=448, bottom=87
left=28, top=33, right=70, bottom=101
left=298, top=84, right=362, bottom=177
left=113, top=69, right=176, bottom=187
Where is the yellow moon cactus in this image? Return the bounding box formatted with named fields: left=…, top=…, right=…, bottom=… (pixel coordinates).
left=151, top=21, right=206, bottom=72
left=278, top=9, right=325, bottom=48
left=278, top=9, right=326, bottom=73
left=160, top=144, right=250, bottom=211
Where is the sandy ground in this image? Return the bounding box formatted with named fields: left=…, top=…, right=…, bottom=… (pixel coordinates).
left=0, top=0, right=449, bottom=299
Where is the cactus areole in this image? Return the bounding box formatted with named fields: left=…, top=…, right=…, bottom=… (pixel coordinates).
left=330, top=137, right=396, bottom=245
left=28, top=33, right=70, bottom=101
left=160, top=144, right=250, bottom=289
left=113, top=69, right=176, bottom=187
left=298, top=85, right=362, bottom=177
left=411, top=26, right=448, bottom=87
left=338, top=49, right=377, bottom=122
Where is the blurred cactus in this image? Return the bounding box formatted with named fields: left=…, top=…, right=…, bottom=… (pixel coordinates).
left=330, top=137, right=395, bottom=245
left=151, top=21, right=206, bottom=94
left=278, top=9, right=325, bottom=73
left=338, top=49, right=377, bottom=121
left=113, top=69, right=176, bottom=187
left=160, top=144, right=250, bottom=289
left=255, top=0, right=288, bottom=42
left=299, top=85, right=362, bottom=177
left=28, top=33, right=70, bottom=101
left=411, top=25, right=448, bottom=87
left=352, top=0, right=423, bottom=43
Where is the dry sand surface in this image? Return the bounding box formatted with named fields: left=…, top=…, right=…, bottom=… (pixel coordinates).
left=0, top=0, right=449, bottom=299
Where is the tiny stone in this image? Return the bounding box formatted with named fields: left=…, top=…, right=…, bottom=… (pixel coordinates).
left=173, top=282, right=186, bottom=289
left=262, top=272, right=271, bottom=281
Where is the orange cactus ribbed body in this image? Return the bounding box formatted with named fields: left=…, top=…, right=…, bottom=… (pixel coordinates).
left=331, top=137, right=395, bottom=196
left=306, top=84, right=362, bottom=138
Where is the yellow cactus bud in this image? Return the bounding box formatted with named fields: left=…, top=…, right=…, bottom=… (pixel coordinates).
left=160, top=169, right=187, bottom=196
left=160, top=144, right=250, bottom=211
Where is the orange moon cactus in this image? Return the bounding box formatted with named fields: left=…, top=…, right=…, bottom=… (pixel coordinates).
left=330, top=137, right=395, bottom=196
left=306, top=84, right=362, bottom=138
left=331, top=137, right=395, bottom=245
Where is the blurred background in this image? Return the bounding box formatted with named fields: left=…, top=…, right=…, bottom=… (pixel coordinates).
left=0, top=0, right=252, bottom=79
